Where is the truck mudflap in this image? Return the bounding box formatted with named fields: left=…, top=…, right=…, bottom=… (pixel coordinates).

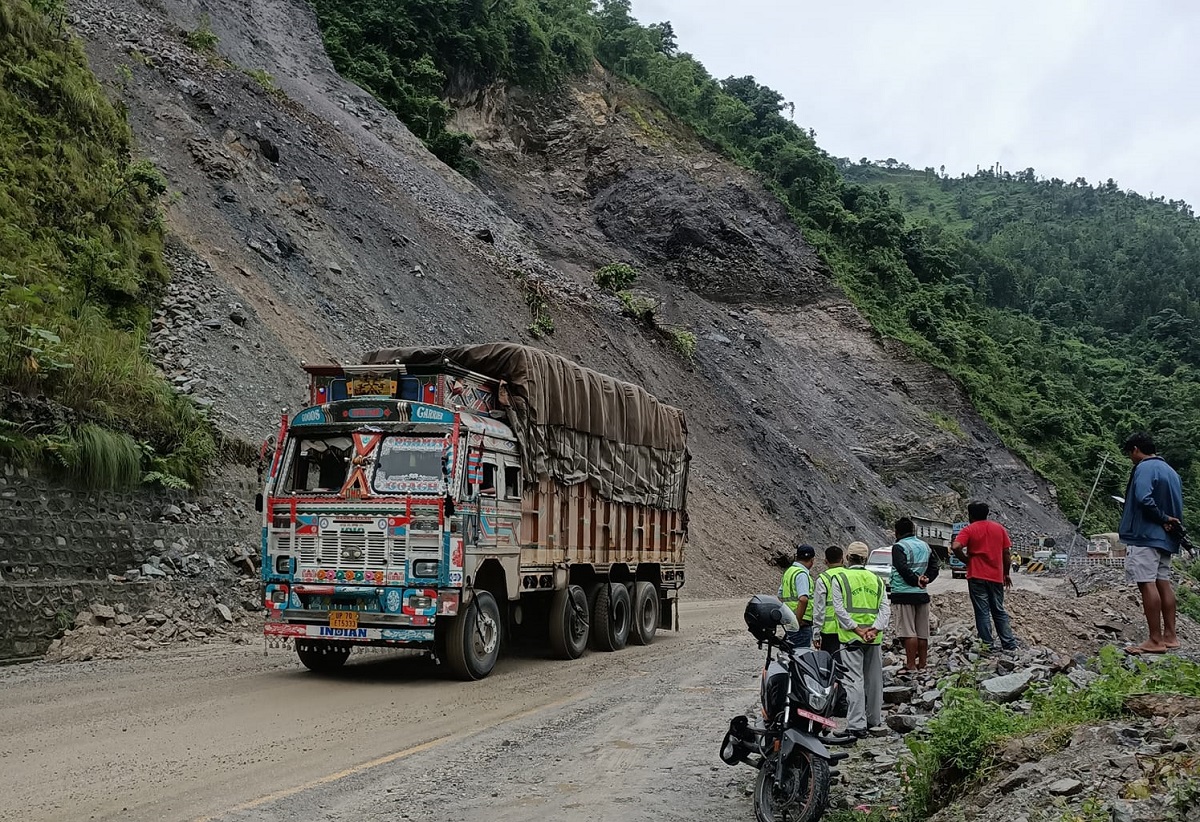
left=264, top=623, right=434, bottom=644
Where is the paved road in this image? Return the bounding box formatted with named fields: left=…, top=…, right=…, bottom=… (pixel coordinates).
left=0, top=600, right=763, bottom=822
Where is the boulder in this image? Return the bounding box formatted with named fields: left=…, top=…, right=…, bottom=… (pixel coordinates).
left=883, top=685, right=914, bottom=705
left=885, top=714, right=920, bottom=734
left=1047, top=778, right=1083, bottom=796
left=982, top=671, right=1034, bottom=703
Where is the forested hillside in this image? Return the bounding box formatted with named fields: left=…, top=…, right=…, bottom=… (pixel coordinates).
left=307, top=0, right=1199, bottom=527
left=842, top=163, right=1200, bottom=522
left=0, top=0, right=213, bottom=486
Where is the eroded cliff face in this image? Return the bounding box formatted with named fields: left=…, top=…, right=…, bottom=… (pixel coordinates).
left=70, top=0, right=1070, bottom=595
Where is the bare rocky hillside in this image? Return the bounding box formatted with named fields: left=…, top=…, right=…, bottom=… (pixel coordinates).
left=71, top=0, right=1072, bottom=596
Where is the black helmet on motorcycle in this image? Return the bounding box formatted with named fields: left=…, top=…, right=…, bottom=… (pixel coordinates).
left=743, top=594, right=799, bottom=642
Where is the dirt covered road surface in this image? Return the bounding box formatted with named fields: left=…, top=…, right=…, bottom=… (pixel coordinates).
left=0, top=599, right=766, bottom=822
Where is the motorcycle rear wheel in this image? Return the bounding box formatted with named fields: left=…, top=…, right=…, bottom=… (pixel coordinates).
left=753, top=750, right=830, bottom=822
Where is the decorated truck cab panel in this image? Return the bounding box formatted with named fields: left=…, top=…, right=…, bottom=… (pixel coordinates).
left=261, top=345, right=688, bottom=680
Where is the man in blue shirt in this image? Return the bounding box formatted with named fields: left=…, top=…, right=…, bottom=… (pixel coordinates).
left=1119, top=432, right=1184, bottom=655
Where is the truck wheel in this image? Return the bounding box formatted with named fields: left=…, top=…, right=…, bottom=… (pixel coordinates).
left=548, top=584, right=590, bottom=659
left=629, top=582, right=659, bottom=646
left=589, top=581, right=631, bottom=652
left=445, top=590, right=502, bottom=681
left=296, top=640, right=351, bottom=673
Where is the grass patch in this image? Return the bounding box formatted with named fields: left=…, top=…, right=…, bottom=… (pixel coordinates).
left=667, top=328, right=696, bottom=361
left=0, top=0, right=216, bottom=487
left=903, top=648, right=1200, bottom=819
left=929, top=410, right=965, bottom=439
left=514, top=273, right=554, bottom=339
left=243, top=67, right=286, bottom=100
left=183, top=14, right=218, bottom=53
left=618, top=290, right=658, bottom=324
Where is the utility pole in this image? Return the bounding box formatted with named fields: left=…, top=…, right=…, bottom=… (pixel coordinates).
left=1069, top=452, right=1110, bottom=557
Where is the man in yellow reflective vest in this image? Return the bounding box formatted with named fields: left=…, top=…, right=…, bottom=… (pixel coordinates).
left=778, top=544, right=817, bottom=647
left=831, top=544, right=891, bottom=739
left=811, top=544, right=850, bottom=655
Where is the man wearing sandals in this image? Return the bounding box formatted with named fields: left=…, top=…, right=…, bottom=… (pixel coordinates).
left=1120, top=432, right=1184, bottom=656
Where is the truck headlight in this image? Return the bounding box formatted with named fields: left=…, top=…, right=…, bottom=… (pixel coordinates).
left=412, top=560, right=439, bottom=578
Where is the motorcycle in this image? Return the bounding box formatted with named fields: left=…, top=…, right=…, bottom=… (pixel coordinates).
left=720, top=595, right=850, bottom=822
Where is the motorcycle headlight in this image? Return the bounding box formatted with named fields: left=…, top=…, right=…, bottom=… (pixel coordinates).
left=805, top=678, right=832, bottom=713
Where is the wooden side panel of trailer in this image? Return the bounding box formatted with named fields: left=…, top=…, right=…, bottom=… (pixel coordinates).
left=519, top=478, right=684, bottom=568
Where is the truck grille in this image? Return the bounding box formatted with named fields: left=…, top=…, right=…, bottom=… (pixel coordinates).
left=273, top=525, right=398, bottom=572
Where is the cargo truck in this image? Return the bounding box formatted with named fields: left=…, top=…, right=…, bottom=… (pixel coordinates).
left=258, top=344, right=689, bottom=680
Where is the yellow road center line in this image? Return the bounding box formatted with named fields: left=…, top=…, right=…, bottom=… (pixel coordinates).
left=192, top=693, right=584, bottom=822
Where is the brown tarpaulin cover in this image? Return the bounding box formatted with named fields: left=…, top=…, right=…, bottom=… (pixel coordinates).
left=363, top=344, right=688, bottom=509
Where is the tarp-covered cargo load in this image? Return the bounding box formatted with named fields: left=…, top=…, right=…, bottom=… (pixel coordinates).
left=363, top=344, right=688, bottom=510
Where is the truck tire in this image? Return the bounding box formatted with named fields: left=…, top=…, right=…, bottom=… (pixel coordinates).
left=629, top=582, right=659, bottom=646
left=589, top=581, right=631, bottom=652
left=445, top=590, right=501, bottom=681
left=296, top=640, right=351, bottom=673
left=548, top=584, right=590, bottom=659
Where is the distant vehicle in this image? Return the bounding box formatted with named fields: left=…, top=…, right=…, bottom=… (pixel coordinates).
left=866, top=548, right=893, bottom=590
left=949, top=522, right=967, bottom=579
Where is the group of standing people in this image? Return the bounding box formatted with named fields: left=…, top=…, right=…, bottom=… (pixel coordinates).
left=778, top=539, right=890, bottom=738
left=777, top=510, right=1024, bottom=739
left=773, top=430, right=1188, bottom=739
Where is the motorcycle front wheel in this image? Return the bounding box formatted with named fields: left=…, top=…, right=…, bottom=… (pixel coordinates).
left=753, top=750, right=830, bottom=822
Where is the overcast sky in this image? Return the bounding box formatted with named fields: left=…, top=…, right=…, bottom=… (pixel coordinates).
left=630, top=0, right=1200, bottom=209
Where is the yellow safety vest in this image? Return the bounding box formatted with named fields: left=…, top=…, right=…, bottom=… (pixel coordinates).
left=834, top=567, right=884, bottom=645
left=817, top=566, right=849, bottom=634
left=780, top=563, right=814, bottom=624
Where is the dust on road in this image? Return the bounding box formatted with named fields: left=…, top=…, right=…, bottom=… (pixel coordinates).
left=0, top=600, right=761, bottom=822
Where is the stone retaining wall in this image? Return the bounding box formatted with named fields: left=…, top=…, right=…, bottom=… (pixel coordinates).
left=0, top=462, right=261, bottom=660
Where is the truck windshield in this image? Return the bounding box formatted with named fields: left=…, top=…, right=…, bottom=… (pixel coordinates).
left=286, top=436, right=353, bottom=493
left=372, top=436, right=446, bottom=495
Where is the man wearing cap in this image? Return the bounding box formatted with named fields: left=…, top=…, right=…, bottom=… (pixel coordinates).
left=811, top=544, right=851, bottom=655
left=779, top=544, right=817, bottom=647
left=831, top=543, right=890, bottom=739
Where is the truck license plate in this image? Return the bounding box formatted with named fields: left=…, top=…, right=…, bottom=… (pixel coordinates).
left=329, top=611, right=359, bottom=629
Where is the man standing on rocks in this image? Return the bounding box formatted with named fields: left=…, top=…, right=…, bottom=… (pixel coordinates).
left=779, top=543, right=817, bottom=648
left=953, top=501, right=1019, bottom=653
left=812, top=544, right=850, bottom=655
left=890, top=517, right=939, bottom=672
left=831, top=544, right=890, bottom=738
left=1119, top=432, right=1184, bottom=655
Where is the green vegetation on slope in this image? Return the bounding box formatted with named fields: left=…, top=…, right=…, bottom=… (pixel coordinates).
left=903, top=648, right=1200, bottom=820
left=311, top=0, right=1198, bottom=526
left=842, top=163, right=1200, bottom=525
left=0, top=0, right=214, bottom=487
left=310, top=0, right=598, bottom=168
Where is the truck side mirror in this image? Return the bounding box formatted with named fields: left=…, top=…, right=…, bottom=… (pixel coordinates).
left=255, top=493, right=264, bottom=513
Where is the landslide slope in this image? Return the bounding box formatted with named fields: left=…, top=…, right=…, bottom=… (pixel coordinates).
left=70, top=0, right=1071, bottom=595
